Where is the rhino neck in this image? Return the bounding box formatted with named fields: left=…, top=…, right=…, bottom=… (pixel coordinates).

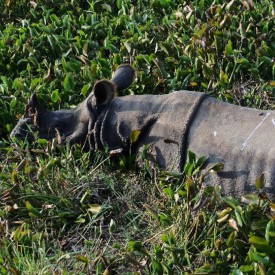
left=93, top=92, right=208, bottom=171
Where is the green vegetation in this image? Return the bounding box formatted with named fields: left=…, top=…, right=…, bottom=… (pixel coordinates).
left=0, top=0, right=275, bottom=273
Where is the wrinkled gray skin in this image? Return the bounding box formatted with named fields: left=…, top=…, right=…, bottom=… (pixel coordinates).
left=11, top=65, right=275, bottom=197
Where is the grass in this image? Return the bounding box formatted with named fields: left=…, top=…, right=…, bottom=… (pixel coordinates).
left=1, top=142, right=275, bottom=273
left=1, top=0, right=275, bottom=274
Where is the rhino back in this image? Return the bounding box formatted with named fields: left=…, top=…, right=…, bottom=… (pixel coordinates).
left=187, top=96, right=275, bottom=196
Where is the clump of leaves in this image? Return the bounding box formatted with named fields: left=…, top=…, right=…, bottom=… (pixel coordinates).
left=124, top=151, right=275, bottom=274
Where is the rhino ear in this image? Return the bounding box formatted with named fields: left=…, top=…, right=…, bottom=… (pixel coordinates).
left=91, top=80, right=115, bottom=108
left=25, top=93, right=41, bottom=116
left=110, top=64, right=135, bottom=91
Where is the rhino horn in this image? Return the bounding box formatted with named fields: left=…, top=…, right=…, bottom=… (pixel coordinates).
left=111, top=64, right=135, bottom=90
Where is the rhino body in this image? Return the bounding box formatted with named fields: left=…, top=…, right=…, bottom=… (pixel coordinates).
left=92, top=91, right=275, bottom=197
left=10, top=65, right=275, bottom=197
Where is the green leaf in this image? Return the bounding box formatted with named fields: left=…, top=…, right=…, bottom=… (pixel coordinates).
left=10, top=98, right=17, bottom=109
left=130, top=130, right=141, bottom=144
left=265, top=220, right=275, bottom=244
left=236, top=58, right=249, bottom=65
left=0, top=266, right=7, bottom=275
left=261, top=56, right=272, bottom=65
left=151, top=259, right=163, bottom=274
left=157, top=0, right=172, bottom=8
left=187, top=149, right=196, bottom=163
left=239, top=265, right=253, bottom=272
left=75, top=254, right=89, bottom=263
left=255, top=173, right=265, bottom=190
left=127, top=241, right=143, bottom=252
left=51, top=89, right=61, bottom=102
left=226, top=231, right=236, bottom=247
left=209, top=162, right=224, bottom=173
left=223, top=196, right=239, bottom=209
left=82, top=42, right=89, bottom=56
left=241, top=193, right=260, bottom=205
left=163, top=187, right=174, bottom=199
left=202, top=63, right=214, bottom=78
left=225, top=39, right=233, bottom=55
left=36, top=139, right=48, bottom=145
left=81, top=83, right=91, bottom=96
left=234, top=208, right=243, bottom=227
left=26, top=201, right=43, bottom=218
left=64, top=73, right=75, bottom=91
left=249, top=236, right=275, bottom=255
left=154, top=245, right=163, bottom=260
left=12, top=78, right=24, bottom=90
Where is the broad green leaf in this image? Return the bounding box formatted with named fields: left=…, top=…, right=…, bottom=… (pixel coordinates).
left=51, top=89, right=61, bottom=102
left=255, top=173, right=265, bottom=190
left=26, top=201, right=43, bottom=218
left=154, top=245, right=163, bottom=260
left=12, top=78, right=24, bottom=90
left=265, top=220, right=275, bottom=244
left=130, top=130, right=141, bottom=144
left=261, top=56, right=272, bottom=65
left=249, top=236, right=275, bottom=254
left=234, top=208, right=243, bottom=227
left=151, top=259, right=163, bottom=274
left=239, top=265, right=253, bottom=273
left=64, top=73, right=75, bottom=91
left=10, top=98, right=17, bottom=109
left=81, top=83, right=91, bottom=96
left=36, top=139, right=48, bottom=145
left=223, top=196, right=239, bottom=209
left=187, top=149, right=196, bottom=163
left=209, top=162, right=224, bottom=173
left=163, top=187, right=174, bottom=199
left=82, top=42, right=89, bottom=56
left=158, top=0, right=172, bottom=8
left=236, top=58, right=249, bottom=65
left=127, top=241, right=143, bottom=252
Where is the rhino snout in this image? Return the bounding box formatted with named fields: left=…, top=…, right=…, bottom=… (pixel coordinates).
left=10, top=117, right=36, bottom=142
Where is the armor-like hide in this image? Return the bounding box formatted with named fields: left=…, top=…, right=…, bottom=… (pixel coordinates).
left=92, top=91, right=275, bottom=197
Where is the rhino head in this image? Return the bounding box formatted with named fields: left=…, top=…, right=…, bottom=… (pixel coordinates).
left=10, top=64, right=135, bottom=147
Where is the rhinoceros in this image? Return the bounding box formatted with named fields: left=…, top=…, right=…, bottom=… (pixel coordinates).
left=10, top=65, right=275, bottom=197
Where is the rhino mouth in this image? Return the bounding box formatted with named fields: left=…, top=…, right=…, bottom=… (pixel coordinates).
left=10, top=117, right=38, bottom=142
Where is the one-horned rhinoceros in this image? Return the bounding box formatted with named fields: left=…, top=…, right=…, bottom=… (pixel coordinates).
left=10, top=65, right=275, bottom=197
